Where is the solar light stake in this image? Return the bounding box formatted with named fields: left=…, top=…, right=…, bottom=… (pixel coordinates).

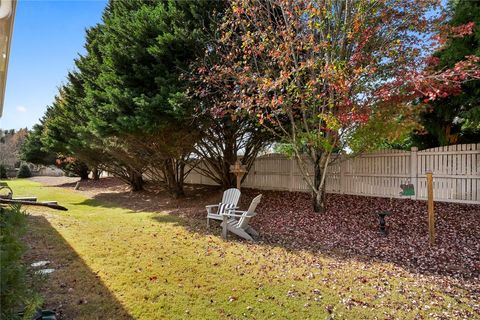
left=377, top=211, right=391, bottom=236
left=426, top=170, right=435, bottom=245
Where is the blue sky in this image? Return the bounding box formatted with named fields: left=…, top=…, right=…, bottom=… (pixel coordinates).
left=0, top=0, right=107, bottom=130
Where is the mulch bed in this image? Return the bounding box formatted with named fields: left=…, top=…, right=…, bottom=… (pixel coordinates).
left=240, top=189, right=479, bottom=284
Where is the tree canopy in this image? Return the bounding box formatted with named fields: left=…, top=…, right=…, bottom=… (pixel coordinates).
left=30, top=0, right=225, bottom=193
left=196, top=0, right=480, bottom=212
left=20, top=124, right=56, bottom=166
left=413, top=0, right=480, bottom=148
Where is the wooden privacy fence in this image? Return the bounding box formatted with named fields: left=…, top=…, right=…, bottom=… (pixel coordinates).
left=185, top=143, right=480, bottom=204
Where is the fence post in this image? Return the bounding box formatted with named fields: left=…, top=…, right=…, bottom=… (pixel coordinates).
left=426, top=170, right=435, bottom=245
left=410, top=147, right=418, bottom=200
left=289, top=158, right=294, bottom=192
left=340, top=156, right=346, bottom=194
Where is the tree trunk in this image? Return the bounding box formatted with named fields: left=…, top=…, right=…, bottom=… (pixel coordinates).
left=78, top=165, right=89, bottom=181
left=92, top=167, right=100, bottom=180
left=129, top=170, right=144, bottom=191
left=164, top=158, right=185, bottom=198
left=313, top=158, right=327, bottom=213
left=169, top=180, right=185, bottom=198
left=223, top=124, right=237, bottom=189
left=313, top=187, right=326, bottom=213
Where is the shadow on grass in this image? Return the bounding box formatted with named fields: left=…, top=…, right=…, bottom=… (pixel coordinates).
left=23, top=215, right=133, bottom=319
left=74, top=184, right=221, bottom=215
left=153, top=214, right=186, bottom=224
left=73, top=197, right=173, bottom=214
left=73, top=185, right=234, bottom=239
left=54, top=178, right=126, bottom=190
left=28, top=177, right=126, bottom=191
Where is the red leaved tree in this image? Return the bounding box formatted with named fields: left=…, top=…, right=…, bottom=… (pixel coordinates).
left=196, top=0, right=480, bottom=212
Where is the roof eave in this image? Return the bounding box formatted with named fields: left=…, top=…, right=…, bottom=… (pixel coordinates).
left=0, top=0, right=17, bottom=118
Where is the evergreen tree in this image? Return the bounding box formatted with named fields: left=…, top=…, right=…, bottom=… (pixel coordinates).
left=17, top=164, right=32, bottom=178
left=20, top=124, right=57, bottom=166
left=413, top=0, right=480, bottom=148
left=79, top=0, right=222, bottom=195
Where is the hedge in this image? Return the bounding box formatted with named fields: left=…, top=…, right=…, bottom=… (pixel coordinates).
left=0, top=204, right=41, bottom=319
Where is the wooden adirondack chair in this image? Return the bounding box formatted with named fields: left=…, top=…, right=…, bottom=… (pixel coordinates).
left=206, top=188, right=241, bottom=228
left=221, top=194, right=262, bottom=241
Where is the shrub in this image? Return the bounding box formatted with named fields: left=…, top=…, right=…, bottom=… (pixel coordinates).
left=16, top=164, right=32, bottom=178
left=0, top=164, right=7, bottom=179
left=0, top=205, right=41, bottom=318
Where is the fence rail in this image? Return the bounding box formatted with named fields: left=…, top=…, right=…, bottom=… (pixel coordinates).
left=185, top=143, right=480, bottom=204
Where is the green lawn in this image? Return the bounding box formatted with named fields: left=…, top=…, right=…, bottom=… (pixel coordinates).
left=7, top=179, right=477, bottom=319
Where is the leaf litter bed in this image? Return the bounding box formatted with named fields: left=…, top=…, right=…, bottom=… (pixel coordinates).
left=241, top=190, right=479, bottom=280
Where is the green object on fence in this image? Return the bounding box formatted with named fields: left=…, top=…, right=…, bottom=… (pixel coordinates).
left=400, top=183, right=415, bottom=196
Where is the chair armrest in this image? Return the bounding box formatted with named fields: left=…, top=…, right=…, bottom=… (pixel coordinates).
left=206, top=205, right=239, bottom=209
left=223, top=212, right=246, bottom=218
left=225, top=210, right=256, bottom=217
left=224, top=209, right=244, bottom=214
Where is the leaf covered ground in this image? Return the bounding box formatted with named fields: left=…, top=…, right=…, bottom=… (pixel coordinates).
left=12, top=178, right=480, bottom=319
left=244, top=190, right=479, bottom=282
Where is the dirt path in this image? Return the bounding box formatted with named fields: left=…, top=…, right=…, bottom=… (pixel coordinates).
left=29, top=176, right=79, bottom=186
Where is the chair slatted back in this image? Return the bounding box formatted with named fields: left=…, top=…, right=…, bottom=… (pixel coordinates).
left=237, top=194, right=262, bottom=229
left=222, top=188, right=241, bottom=207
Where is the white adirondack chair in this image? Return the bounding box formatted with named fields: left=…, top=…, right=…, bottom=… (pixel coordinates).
left=206, top=188, right=241, bottom=228
left=221, top=194, right=262, bottom=241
